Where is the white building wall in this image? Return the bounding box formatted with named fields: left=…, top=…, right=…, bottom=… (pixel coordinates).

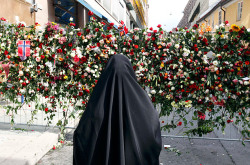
left=35, top=0, right=55, bottom=26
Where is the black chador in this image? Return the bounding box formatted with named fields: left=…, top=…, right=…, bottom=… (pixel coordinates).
left=73, top=54, right=162, bottom=165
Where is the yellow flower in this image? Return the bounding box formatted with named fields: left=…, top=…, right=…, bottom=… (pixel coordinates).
left=63, top=75, right=68, bottom=79
left=220, top=34, right=224, bottom=38
left=160, top=62, right=164, bottom=68
left=218, top=84, right=222, bottom=88
left=231, top=24, right=240, bottom=32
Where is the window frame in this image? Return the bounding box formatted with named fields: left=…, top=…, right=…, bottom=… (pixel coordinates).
left=218, top=10, right=222, bottom=25
left=237, top=1, right=243, bottom=21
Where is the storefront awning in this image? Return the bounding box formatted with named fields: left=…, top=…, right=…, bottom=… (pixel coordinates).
left=81, top=0, right=120, bottom=26
left=76, top=0, right=103, bottom=18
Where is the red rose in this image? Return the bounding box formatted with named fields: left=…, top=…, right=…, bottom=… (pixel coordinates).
left=88, top=11, right=93, bottom=16
left=152, top=97, right=156, bottom=102
left=45, top=108, right=48, bottom=112
left=193, top=24, right=198, bottom=29
left=157, top=24, right=161, bottom=28
left=149, top=27, right=153, bottom=31
left=134, top=45, right=139, bottom=49
left=95, top=28, right=99, bottom=32
left=177, top=122, right=182, bottom=126
left=68, top=43, right=72, bottom=47
left=110, top=23, right=114, bottom=27
left=203, top=38, right=208, bottom=43
left=77, top=32, right=82, bottom=36
left=4, top=50, right=8, bottom=55
left=41, top=55, right=45, bottom=59
left=101, top=22, right=105, bottom=25
left=153, top=30, right=157, bottom=33
left=79, top=92, right=83, bottom=96
left=22, top=82, right=26, bottom=87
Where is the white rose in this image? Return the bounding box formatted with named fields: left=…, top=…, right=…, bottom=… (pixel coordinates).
left=213, top=61, right=218, bottom=66
left=19, top=71, right=24, bottom=76
left=134, top=35, right=139, bottom=40
left=99, top=39, right=104, bottom=44
left=151, top=90, right=156, bottom=94
left=70, top=51, right=75, bottom=57
left=85, top=67, right=91, bottom=73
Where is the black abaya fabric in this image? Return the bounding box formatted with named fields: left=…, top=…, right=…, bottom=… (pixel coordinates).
left=73, top=54, right=162, bottom=165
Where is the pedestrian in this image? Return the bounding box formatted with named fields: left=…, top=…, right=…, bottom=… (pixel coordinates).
left=73, top=54, right=162, bottom=165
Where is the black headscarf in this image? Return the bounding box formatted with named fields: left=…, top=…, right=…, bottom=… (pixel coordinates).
left=73, top=54, right=162, bottom=165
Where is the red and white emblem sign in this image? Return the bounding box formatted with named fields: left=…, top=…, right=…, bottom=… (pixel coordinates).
left=18, top=40, right=30, bottom=57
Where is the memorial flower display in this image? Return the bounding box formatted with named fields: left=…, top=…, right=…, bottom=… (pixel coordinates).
left=0, top=16, right=249, bottom=139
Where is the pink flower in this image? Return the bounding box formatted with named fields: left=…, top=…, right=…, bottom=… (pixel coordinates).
left=36, top=57, right=41, bottom=62
left=59, top=37, right=66, bottom=44
left=232, top=79, right=238, bottom=83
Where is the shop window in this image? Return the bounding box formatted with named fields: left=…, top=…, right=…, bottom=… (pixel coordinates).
left=54, top=0, right=77, bottom=26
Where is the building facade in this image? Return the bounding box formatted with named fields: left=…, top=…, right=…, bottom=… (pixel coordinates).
left=0, top=0, right=35, bottom=26
left=0, top=0, right=147, bottom=29
left=198, top=0, right=250, bottom=29
left=178, top=0, right=197, bottom=28
left=179, top=0, right=250, bottom=29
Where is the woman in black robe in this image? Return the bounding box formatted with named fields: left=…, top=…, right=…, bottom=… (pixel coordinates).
left=73, top=54, right=162, bottom=165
